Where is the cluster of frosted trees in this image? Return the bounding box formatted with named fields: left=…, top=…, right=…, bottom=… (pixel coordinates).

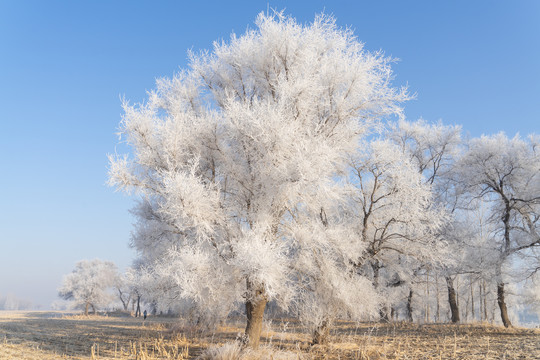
left=105, top=13, right=539, bottom=347
left=58, top=259, right=151, bottom=317
left=0, top=294, right=34, bottom=310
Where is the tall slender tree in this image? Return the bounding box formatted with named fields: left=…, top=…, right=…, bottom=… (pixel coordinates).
left=387, top=119, right=464, bottom=323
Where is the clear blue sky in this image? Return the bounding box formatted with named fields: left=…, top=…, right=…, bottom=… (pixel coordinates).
left=0, top=1, right=538, bottom=308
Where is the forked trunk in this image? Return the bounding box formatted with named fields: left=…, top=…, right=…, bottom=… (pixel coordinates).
left=244, top=280, right=267, bottom=348
left=85, top=302, right=89, bottom=316
left=446, top=276, right=460, bottom=323
left=497, top=282, right=512, bottom=327
left=118, top=289, right=130, bottom=311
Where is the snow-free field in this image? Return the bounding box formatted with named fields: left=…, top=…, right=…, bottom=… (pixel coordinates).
left=0, top=311, right=538, bottom=359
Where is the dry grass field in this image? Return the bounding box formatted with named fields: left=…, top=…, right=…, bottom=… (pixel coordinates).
left=0, top=311, right=538, bottom=359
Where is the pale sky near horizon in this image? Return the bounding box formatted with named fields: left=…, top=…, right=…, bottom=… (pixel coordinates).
left=0, top=1, right=538, bottom=308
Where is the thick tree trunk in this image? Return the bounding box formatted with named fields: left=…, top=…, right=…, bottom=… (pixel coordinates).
left=406, top=289, right=413, bottom=322
left=446, top=276, right=460, bottom=323
left=244, top=281, right=268, bottom=348
left=497, top=282, right=512, bottom=327
left=85, top=302, right=89, bottom=316
left=311, top=318, right=330, bottom=345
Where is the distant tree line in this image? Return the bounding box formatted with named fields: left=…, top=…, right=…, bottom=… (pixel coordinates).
left=0, top=294, right=36, bottom=310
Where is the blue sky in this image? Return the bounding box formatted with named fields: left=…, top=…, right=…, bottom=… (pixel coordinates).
left=0, top=1, right=538, bottom=308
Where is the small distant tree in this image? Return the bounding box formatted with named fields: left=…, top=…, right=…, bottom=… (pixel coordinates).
left=124, top=265, right=146, bottom=317
left=58, top=259, right=119, bottom=315
left=115, top=266, right=145, bottom=312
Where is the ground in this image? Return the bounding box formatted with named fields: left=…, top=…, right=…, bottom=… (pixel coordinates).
left=0, top=311, right=538, bottom=359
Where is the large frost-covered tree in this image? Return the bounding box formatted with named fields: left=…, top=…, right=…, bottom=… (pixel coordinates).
left=456, top=133, right=540, bottom=327
left=109, top=12, right=408, bottom=347
left=58, top=259, right=119, bottom=315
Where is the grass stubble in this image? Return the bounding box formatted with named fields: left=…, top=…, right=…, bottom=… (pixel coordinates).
left=0, top=311, right=538, bottom=359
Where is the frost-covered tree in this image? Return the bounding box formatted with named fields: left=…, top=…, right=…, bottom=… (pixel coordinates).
left=348, top=137, right=447, bottom=321
left=109, top=12, right=408, bottom=347
left=116, top=267, right=140, bottom=312
left=455, top=133, right=540, bottom=327
left=58, top=259, right=119, bottom=315
left=387, top=119, right=463, bottom=322
left=387, top=120, right=462, bottom=190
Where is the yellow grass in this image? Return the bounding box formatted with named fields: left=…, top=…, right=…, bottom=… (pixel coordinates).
left=0, top=311, right=538, bottom=359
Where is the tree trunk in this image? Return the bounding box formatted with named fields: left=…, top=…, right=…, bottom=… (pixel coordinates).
left=425, top=271, right=430, bottom=323
left=135, top=295, right=141, bottom=318
left=118, top=289, right=129, bottom=311
left=371, top=261, right=388, bottom=322
left=406, top=289, right=413, bottom=322
left=371, top=261, right=380, bottom=289
left=498, top=201, right=513, bottom=328
left=446, top=276, right=460, bottom=323
left=85, top=302, right=89, bottom=316
left=244, top=280, right=268, bottom=348
left=470, top=278, right=475, bottom=320
left=497, top=282, right=512, bottom=327
left=311, top=318, right=330, bottom=345
left=483, top=280, right=488, bottom=322
left=479, top=281, right=483, bottom=321
left=456, top=276, right=460, bottom=315
left=91, top=304, right=96, bottom=314
left=435, top=274, right=440, bottom=322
